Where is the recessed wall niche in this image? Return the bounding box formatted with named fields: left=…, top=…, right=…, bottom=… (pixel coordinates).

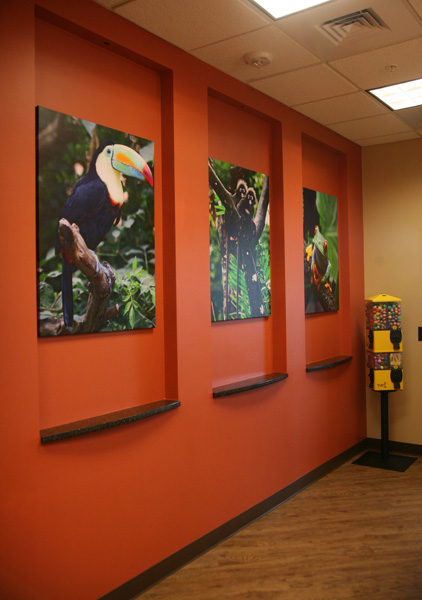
left=208, top=93, right=286, bottom=392
left=302, top=135, right=352, bottom=367
left=35, top=17, right=177, bottom=431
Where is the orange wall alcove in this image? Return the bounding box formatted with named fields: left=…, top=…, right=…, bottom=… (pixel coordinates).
left=302, top=136, right=351, bottom=365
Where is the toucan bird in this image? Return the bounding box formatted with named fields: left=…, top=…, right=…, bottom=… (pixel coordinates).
left=56, top=139, right=154, bottom=329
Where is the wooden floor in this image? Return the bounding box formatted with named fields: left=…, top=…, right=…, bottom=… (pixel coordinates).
left=138, top=452, right=422, bottom=600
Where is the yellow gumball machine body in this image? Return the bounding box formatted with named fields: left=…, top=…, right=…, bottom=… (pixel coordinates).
left=365, top=294, right=402, bottom=391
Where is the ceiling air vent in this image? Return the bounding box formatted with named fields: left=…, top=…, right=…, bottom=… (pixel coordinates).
left=317, top=8, right=390, bottom=45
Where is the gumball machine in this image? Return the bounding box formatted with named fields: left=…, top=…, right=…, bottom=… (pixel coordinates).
left=354, top=294, right=415, bottom=471
left=366, top=293, right=403, bottom=392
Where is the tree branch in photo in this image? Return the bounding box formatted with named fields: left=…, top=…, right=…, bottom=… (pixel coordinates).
left=37, top=112, right=69, bottom=163
left=253, top=174, right=269, bottom=243
left=208, top=159, right=239, bottom=221
left=38, top=219, right=118, bottom=336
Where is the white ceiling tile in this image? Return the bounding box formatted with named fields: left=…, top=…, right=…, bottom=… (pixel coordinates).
left=275, top=0, right=422, bottom=61
left=355, top=131, right=420, bottom=146
left=328, top=113, right=413, bottom=141
left=114, top=0, right=269, bottom=51
left=191, top=25, right=319, bottom=82
left=329, top=37, right=422, bottom=90
left=92, top=0, right=422, bottom=144
left=393, top=106, right=422, bottom=130
left=293, top=92, right=388, bottom=124
left=408, top=0, right=422, bottom=21
left=249, top=64, right=357, bottom=106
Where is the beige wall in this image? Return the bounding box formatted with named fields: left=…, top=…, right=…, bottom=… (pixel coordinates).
left=362, top=139, right=422, bottom=444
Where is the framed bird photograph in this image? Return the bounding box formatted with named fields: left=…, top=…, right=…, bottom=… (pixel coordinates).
left=209, top=158, right=270, bottom=322
left=303, top=187, right=339, bottom=314
left=36, top=106, right=155, bottom=337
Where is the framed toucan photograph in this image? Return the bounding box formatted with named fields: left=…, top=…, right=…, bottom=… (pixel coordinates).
left=303, top=187, right=339, bottom=314
left=209, top=158, right=270, bottom=322
left=36, top=106, right=155, bottom=337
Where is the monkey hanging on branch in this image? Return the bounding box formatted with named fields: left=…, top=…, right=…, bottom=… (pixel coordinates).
left=235, top=181, right=257, bottom=225
left=209, top=159, right=270, bottom=321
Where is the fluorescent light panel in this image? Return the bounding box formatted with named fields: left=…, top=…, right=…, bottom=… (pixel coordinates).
left=369, top=79, right=422, bottom=110
left=250, top=0, right=333, bottom=19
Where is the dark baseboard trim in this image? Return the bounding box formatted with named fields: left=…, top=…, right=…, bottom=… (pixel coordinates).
left=100, top=438, right=367, bottom=600
left=366, top=437, right=422, bottom=456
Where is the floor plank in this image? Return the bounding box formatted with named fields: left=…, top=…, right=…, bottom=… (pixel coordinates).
left=138, top=453, right=422, bottom=599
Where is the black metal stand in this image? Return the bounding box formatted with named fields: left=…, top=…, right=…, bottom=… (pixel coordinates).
left=381, top=390, right=389, bottom=460
left=353, top=390, right=416, bottom=472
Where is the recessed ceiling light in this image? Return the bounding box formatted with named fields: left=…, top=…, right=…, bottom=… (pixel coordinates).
left=249, top=0, right=334, bottom=20
left=368, top=79, right=422, bottom=110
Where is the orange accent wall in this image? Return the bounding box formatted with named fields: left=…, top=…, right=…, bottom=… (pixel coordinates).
left=0, top=1, right=366, bottom=599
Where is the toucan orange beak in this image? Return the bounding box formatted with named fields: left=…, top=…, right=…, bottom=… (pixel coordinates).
left=112, top=144, right=154, bottom=186
left=142, top=162, right=154, bottom=187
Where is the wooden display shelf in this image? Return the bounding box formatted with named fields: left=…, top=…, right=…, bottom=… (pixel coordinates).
left=212, top=372, right=288, bottom=398
left=306, top=355, right=352, bottom=372
left=40, top=399, right=180, bottom=444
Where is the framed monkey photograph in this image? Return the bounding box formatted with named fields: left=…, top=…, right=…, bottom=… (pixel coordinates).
left=209, top=158, right=270, bottom=322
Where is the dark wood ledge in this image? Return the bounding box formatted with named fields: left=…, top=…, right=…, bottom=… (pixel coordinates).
left=213, top=372, right=288, bottom=398
left=306, top=355, right=352, bottom=372
left=40, top=399, right=180, bottom=444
